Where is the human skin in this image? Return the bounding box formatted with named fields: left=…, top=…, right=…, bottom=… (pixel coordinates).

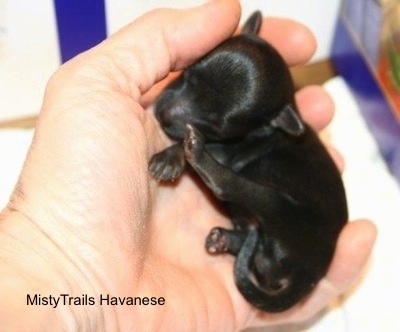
left=0, top=1, right=376, bottom=331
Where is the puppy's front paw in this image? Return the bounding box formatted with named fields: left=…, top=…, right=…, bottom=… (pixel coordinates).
left=184, top=124, right=205, bottom=163
left=148, top=144, right=185, bottom=181
left=206, top=227, right=229, bottom=254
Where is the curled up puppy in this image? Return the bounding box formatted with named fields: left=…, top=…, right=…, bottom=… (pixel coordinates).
left=148, top=11, right=348, bottom=312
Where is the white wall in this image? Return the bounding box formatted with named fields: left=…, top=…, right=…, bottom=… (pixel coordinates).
left=0, top=0, right=341, bottom=121
left=0, top=0, right=59, bottom=121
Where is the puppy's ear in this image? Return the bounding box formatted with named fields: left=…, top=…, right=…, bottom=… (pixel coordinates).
left=242, top=11, right=262, bottom=35
left=271, top=104, right=305, bottom=136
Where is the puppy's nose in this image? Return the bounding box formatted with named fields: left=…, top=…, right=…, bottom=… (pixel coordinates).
left=156, top=107, right=173, bottom=128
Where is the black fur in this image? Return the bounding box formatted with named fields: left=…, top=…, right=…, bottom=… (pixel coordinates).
left=148, top=11, right=348, bottom=312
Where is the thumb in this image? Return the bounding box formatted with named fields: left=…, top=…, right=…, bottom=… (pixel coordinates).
left=68, top=0, right=242, bottom=102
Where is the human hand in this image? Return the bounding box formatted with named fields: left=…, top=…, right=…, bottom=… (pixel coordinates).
left=0, top=0, right=376, bottom=330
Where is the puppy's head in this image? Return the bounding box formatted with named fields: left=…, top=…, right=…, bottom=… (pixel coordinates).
left=155, top=11, right=297, bottom=141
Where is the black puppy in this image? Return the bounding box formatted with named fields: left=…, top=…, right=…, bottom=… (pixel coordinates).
left=149, top=11, right=348, bottom=312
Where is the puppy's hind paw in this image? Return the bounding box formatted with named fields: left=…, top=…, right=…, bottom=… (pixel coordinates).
left=205, top=228, right=229, bottom=254
left=184, top=124, right=205, bottom=162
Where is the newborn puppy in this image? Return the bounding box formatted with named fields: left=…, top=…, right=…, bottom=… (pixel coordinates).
left=149, top=11, right=348, bottom=312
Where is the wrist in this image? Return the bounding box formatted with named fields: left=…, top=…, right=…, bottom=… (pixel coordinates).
left=0, top=209, right=110, bottom=330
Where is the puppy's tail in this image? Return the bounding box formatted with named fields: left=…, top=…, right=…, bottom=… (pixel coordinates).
left=241, top=11, right=262, bottom=35
left=234, top=228, right=306, bottom=313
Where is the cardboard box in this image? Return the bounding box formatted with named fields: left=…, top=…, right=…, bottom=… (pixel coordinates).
left=331, top=0, right=400, bottom=183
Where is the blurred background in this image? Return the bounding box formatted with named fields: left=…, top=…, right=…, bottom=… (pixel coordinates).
left=0, top=0, right=341, bottom=121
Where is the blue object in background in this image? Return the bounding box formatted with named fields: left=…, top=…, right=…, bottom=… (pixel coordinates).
left=54, top=0, right=107, bottom=63
left=331, top=1, right=400, bottom=185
